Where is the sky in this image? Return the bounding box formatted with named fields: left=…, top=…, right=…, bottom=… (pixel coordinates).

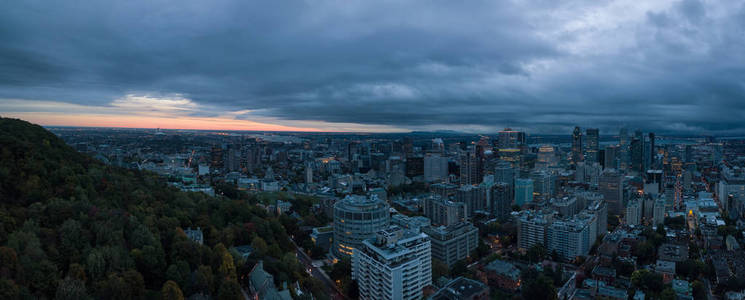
left=1, top=0, right=744, bottom=134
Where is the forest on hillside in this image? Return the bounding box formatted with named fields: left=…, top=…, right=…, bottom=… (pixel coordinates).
left=0, top=118, right=328, bottom=299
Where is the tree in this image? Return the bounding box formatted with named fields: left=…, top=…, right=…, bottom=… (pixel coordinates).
left=660, top=287, right=676, bottom=300
left=527, top=244, right=547, bottom=263
left=450, top=260, right=468, bottom=277
left=692, top=280, right=706, bottom=300
left=161, top=280, right=184, bottom=300
left=522, top=273, right=557, bottom=300
left=251, top=236, right=268, bottom=257
left=166, top=261, right=191, bottom=291
left=190, top=265, right=215, bottom=295
left=214, top=243, right=237, bottom=281
left=55, top=276, right=89, bottom=300
left=217, top=280, right=242, bottom=300
left=631, top=269, right=664, bottom=295
left=432, top=259, right=449, bottom=281
left=0, top=279, right=20, bottom=299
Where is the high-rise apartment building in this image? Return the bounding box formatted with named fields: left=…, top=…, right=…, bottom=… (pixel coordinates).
left=423, top=195, right=468, bottom=226
left=333, top=194, right=390, bottom=259
left=626, top=199, right=641, bottom=226
left=516, top=210, right=552, bottom=251
left=547, top=217, right=592, bottom=262
left=422, top=222, right=478, bottom=267
left=353, top=226, right=431, bottom=300
left=456, top=185, right=486, bottom=217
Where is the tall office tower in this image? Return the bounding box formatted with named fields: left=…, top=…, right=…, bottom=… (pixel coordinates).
left=531, top=170, right=556, bottom=201
left=423, top=196, right=468, bottom=226
left=644, top=170, right=663, bottom=196
left=515, top=178, right=534, bottom=207
left=430, top=183, right=458, bottom=199
left=405, top=155, right=424, bottom=178
left=586, top=199, right=608, bottom=235
left=630, top=137, right=644, bottom=173
left=585, top=128, right=600, bottom=164
left=653, top=197, right=666, bottom=225
left=402, top=137, right=414, bottom=155
left=648, top=132, right=656, bottom=167
left=497, top=128, right=526, bottom=149
left=599, top=169, right=624, bottom=215
left=431, top=138, right=445, bottom=153
left=422, top=222, right=478, bottom=267
left=494, top=162, right=516, bottom=185
left=352, top=226, right=431, bottom=300
left=225, top=144, right=242, bottom=172
left=516, top=210, right=553, bottom=251
left=547, top=216, right=592, bottom=262
left=210, top=146, right=224, bottom=170
left=490, top=182, right=514, bottom=221
left=348, top=142, right=360, bottom=161
left=604, top=145, right=618, bottom=170
left=305, top=162, right=313, bottom=184
left=626, top=199, right=642, bottom=226
left=332, top=194, right=390, bottom=259
left=536, top=145, right=558, bottom=169
left=424, top=153, right=448, bottom=182
left=718, top=165, right=745, bottom=215
left=618, top=128, right=629, bottom=170
left=459, top=149, right=482, bottom=186
left=571, top=126, right=584, bottom=165
left=456, top=185, right=486, bottom=217
left=684, top=145, right=693, bottom=163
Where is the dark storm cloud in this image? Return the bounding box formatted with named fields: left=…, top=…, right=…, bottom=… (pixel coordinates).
left=1, top=0, right=745, bottom=134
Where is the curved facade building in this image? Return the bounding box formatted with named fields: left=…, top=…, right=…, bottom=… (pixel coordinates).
left=332, top=194, right=390, bottom=259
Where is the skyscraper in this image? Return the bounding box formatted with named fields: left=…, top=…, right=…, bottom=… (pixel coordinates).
left=515, top=178, right=534, bottom=207
left=572, top=126, right=584, bottom=165
left=497, top=128, right=526, bottom=149
left=599, top=169, right=624, bottom=215
left=490, top=182, right=513, bottom=221
left=424, top=153, right=448, bottom=182
left=352, top=226, right=431, bottom=300
left=630, top=137, right=644, bottom=173
left=459, top=149, right=482, bottom=186
left=585, top=128, right=599, bottom=164
left=619, top=128, right=629, bottom=170
left=332, top=195, right=390, bottom=259
left=604, top=145, right=618, bottom=170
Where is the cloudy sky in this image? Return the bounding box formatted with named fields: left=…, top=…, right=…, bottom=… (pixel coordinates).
left=1, top=0, right=744, bottom=134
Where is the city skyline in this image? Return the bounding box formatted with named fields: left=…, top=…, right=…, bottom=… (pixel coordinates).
left=2, top=0, right=745, bottom=134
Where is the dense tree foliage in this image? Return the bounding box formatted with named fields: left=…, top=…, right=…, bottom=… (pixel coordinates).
left=0, top=118, right=321, bottom=298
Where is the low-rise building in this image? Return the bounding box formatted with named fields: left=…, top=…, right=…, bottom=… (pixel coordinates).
left=430, top=277, right=489, bottom=300
left=484, top=259, right=520, bottom=292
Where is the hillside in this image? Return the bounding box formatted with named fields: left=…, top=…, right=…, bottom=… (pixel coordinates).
left=0, top=118, right=324, bottom=299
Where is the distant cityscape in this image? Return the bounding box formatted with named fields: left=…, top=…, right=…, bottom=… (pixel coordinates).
left=47, top=125, right=745, bottom=300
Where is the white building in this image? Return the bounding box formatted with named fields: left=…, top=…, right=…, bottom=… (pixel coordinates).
left=424, top=153, right=448, bottom=182
left=516, top=210, right=552, bottom=251
left=653, top=197, right=666, bottom=226
left=547, top=216, right=592, bottom=261
left=626, top=199, right=642, bottom=226
left=352, top=226, right=431, bottom=300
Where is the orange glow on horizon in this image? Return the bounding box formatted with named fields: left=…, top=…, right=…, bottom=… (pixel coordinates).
left=4, top=112, right=323, bottom=132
